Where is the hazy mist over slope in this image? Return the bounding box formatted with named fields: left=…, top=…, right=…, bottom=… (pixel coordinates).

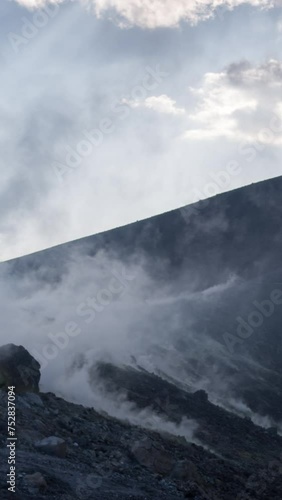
left=1, top=177, right=282, bottom=434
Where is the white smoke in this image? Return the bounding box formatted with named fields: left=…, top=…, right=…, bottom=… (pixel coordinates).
left=0, top=247, right=235, bottom=438
left=1, top=243, right=281, bottom=437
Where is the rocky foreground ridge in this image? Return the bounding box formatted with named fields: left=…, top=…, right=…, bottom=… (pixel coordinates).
left=1, top=344, right=282, bottom=500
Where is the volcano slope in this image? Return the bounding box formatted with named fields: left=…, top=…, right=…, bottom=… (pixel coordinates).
left=1, top=176, right=282, bottom=498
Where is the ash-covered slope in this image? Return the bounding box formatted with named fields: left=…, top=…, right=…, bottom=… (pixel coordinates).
left=1, top=176, right=282, bottom=499
left=2, top=176, right=282, bottom=422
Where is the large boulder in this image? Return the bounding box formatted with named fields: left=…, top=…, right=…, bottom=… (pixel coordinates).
left=0, top=344, right=41, bottom=393
left=171, top=459, right=202, bottom=482
left=25, top=472, right=47, bottom=494
left=131, top=437, right=175, bottom=476
left=34, top=436, right=67, bottom=458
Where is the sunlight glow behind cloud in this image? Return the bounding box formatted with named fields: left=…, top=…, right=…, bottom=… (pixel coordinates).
left=15, top=0, right=280, bottom=28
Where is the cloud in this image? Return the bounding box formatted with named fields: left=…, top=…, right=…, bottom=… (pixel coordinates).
left=185, top=59, right=282, bottom=143
left=125, top=94, right=186, bottom=115
left=15, top=0, right=62, bottom=7
left=14, top=0, right=280, bottom=28
left=3, top=0, right=282, bottom=262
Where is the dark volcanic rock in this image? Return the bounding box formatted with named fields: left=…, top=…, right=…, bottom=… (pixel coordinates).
left=193, top=390, right=208, bottom=403
left=0, top=372, right=282, bottom=499
left=0, top=344, right=40, bottom=393
left=1, top=344, right=282, bottom=499
left=131, top=437, right=175, bottom=475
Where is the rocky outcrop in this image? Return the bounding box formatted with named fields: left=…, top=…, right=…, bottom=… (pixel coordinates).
left=0, top=344, right=40, bottom=393
left=92, top=362, right=282, bottom=467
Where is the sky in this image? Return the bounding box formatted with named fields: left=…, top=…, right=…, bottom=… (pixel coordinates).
left=0, top=0, right=282, bottom=261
